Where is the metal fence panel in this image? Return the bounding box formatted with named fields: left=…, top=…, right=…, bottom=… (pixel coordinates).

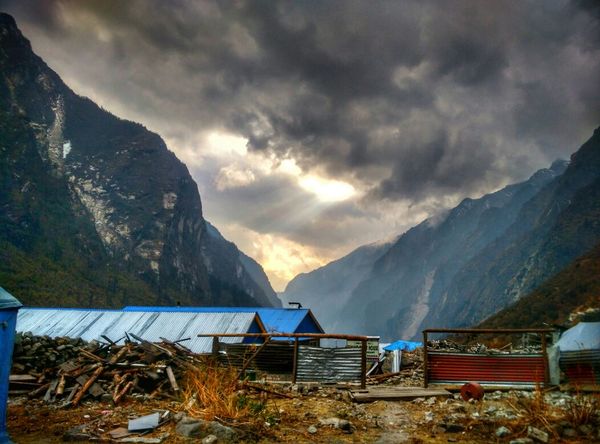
left=296, top=346, right=362, bottom=383
left=427, top=352, right=546, bottom=386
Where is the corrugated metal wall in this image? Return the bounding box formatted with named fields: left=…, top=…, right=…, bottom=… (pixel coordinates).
left=427, top=352, right=546, bottom=386
left=560, top=350, right=600, bottom=385
left=296, top=346, right=362, bottom=383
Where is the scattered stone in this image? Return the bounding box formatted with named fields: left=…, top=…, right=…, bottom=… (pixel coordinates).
left=307, top=425, right=317, bottom=434
left=412, top=397, right=425, bottom=404
left=424, top=411, right=434, bottom=422
left=509, top=439, right=533, bottom=444
left=496, top=426, right=511, bottom=437
left=425, top=397, right=436, bottom=406
left=176, top=418, right=204, bottom=438
left=527, top=426, right=549, bottom=443
left=202, top=435, right=218, bottom=444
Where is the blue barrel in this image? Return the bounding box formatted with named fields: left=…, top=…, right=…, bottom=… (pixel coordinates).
left=0, top=288, right=22, bottom=444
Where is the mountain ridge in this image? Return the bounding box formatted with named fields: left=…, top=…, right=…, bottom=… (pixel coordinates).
left=0, top=13, right=277, bottom=308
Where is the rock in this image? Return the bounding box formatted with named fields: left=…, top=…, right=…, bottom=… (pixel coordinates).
left=509, top=439, right=533, bottom=444
left=338, top=419, right=352, bottom=432
left=176, top=419, right=204, bottom=438
left=208, top=421, right=237, bottom=443
left=496, top=426, right=511, bottom=437
left=308, top=425, right=317, bottom=434
left=425, top=397, right=436, bottom=405
left=527, top=426, right=548, bottom=443
left=424, top=411, right=434, bottom=422
left=202, top=435, right=218, bottom=444
left=318, top=417, right=353, bottom=432
left=412, top=397, right=425, bottom=403
left=175, top=418, right=237, bottom=442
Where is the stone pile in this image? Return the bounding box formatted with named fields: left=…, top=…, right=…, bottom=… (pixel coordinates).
left=12, top=332, right=86, bottom=373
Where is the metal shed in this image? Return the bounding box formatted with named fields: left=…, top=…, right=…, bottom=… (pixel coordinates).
left=16, top=308, right=265, bottom=354
left=556, top=322, right=600, bottom=386
left=0, top=288, right=22, bottom=444
left=123, top=306, right=325, bottom=340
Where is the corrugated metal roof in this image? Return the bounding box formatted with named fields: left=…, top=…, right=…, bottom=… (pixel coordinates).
left=122, top=306, right=325, bottom=336
left=16, top=308, right=264, bottom=354
left=0, top=287, right=22, bottom=310
left=556, top=322, right=600, bottom=351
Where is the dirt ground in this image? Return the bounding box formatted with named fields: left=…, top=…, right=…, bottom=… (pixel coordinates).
left=7, top=386, right=598, bottom=443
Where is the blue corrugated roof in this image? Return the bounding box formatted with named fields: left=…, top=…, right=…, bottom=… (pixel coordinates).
left=123, top=306, right=324, bottom=336
left=0, top=287, right=22, bottom=310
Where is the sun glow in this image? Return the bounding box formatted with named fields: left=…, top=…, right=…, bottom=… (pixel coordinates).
left=298, top=175, right=356, bottom=202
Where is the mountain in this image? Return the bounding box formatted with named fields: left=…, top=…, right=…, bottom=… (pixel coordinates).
left=283, top=156, right=572, bottom=338
left=310, top=126, right=600, bottom=341
left=205, top=222, right=281, bottom=307
left=478, top=242, right=600, bottom=328
left=0, top=13, right=276, bottom=308
left=280, top=237, right=396, bottom=330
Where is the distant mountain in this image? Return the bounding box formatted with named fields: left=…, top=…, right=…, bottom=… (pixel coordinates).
left=205, top=222, right=281, bottom=307
left=434, top=126, right=600, bottom=331
left=478, top=242, right=600, bottom=328
left=0, top=13, right=276, bottom=308
left=306, top=125, right=600, bottom=341
left=280, top=237, right=396, bottom=330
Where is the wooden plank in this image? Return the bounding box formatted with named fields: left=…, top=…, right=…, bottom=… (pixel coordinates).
left=9, top=374, right=37, bottom=382
left=165, top=366, right=179, bottom=392
left=72, top=366, right=104, bottom=406
left=350, top=386, right=451, bottom=403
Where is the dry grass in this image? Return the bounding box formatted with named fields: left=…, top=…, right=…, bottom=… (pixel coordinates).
left=564, top=391, right=599, bottom=426
left=181, top=357, right=250, bottom=421
left=507, top=386, right=559, bottom=439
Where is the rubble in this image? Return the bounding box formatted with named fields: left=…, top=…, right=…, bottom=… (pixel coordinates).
left=5, top=333, right=600, bottom=443
left=9, top=333, right=197, bottom=405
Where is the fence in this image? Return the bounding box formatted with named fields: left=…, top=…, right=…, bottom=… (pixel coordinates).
left=199, top=333, right=369, bottom=388
left=423, top=328, right=555, bottom=389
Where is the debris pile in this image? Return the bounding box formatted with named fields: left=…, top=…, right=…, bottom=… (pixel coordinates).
left=9, top=333, right=195, bottom=406
left=427, top=339, right=542, bottom=354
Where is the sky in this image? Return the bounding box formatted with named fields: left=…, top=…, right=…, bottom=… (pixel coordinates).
left=2, top=0, right=600, bottom=291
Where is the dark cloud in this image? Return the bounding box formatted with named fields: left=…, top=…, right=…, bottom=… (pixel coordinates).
left=2, top=0, right=600, bottom=259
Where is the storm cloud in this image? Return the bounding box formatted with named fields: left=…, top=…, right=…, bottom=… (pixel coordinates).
left=2, top=0, right=600, bottom=288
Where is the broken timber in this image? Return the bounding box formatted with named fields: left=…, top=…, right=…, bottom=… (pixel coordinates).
left=350, top=386, right=451, bottom=403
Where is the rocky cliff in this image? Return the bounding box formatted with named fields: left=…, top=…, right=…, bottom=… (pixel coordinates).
left=0, top=13, right=277, bottom=308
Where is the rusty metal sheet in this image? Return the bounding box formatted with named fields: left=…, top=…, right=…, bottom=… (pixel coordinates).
left=427, top=352, right=546, bottom=385
left=559, top=350, right=600, bottom=385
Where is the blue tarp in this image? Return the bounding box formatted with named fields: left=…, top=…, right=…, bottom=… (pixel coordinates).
left=383, top=340, right=422, bottom=352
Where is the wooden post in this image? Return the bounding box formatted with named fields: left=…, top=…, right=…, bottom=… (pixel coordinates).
left=541, top=332, right=549, bottom=386
left=423, top=331, right=428, bottom=388
left=292, top=337, right=299, bottom=384
left=360, top=339, right=367, bottom=389
left=212, top=336, right=220, bottom=359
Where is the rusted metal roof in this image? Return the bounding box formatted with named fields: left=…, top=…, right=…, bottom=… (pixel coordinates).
left=16, top=308, right=265, bottom=354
